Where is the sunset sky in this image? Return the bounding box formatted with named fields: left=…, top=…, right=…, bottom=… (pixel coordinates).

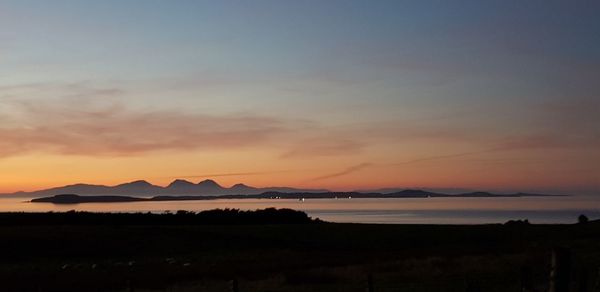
left=1, top=1, right=599, bottom=194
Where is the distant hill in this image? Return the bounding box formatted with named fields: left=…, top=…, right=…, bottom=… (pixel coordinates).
left=356, top=187, right=477, bottom=194
left=30, top=190, right=562, bottom=204
left=4, top=179, right=328, bottom=198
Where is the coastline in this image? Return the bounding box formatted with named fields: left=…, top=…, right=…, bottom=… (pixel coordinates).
left=30, top=191, right=564, bottom=204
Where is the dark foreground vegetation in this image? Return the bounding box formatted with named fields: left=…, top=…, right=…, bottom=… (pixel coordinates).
left=0, top=209, right=599, bottom=292
left=0, top=208, right=315, bottom=225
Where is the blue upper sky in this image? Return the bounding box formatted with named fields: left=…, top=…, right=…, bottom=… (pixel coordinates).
left=0, top=1, right=599, bottom=194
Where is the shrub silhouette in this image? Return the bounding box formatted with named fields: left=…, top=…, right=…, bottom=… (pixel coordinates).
left=578, top=214, right=589, bottom=224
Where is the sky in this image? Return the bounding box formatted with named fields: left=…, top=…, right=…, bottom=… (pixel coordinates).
left=0, top=0, right=599, bottom=194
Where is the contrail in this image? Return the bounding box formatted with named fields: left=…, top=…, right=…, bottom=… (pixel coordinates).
left=386, top=149, right=498, bottom=166
left=166, top=169, right=300, bottom=179
left=309, top=149, right=499, bottom=182
left=310, top=163, right=373, bottom=181
left=168, top=149, right=498, bottom=182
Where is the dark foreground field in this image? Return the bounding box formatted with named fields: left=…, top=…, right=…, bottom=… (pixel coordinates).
left=1, top=210, right=599, bottom=292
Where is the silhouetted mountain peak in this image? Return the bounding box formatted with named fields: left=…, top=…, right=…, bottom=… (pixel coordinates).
left=117, top=180, right=154, bottom=187
left=167, top=179, right=195, bottom=188
left=231, top=183, right=254, bottom=189
left=13, top=179, right=330, bottom=197
left=399, top=189, right=428, bottom=193
left=393, top=189, right=439, bottom=197
left=64, top=183, right=104, bottom=188
left=197, top=179, right=221, bottom=188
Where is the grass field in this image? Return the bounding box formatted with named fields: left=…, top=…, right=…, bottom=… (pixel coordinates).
left=0, top=211, right=598, bottom=291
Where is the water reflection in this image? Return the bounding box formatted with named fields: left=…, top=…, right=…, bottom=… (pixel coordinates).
left=0, top=196, right=598, bottom=224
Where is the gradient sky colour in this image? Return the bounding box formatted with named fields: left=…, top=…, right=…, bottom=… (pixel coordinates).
left=1, top=1, right=599, bottom=194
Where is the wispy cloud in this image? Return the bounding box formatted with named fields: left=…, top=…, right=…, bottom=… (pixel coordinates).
left=170, top=170, right=298, bottom=179
left=493, top=133, right=600, bottom=152
left=387, top=150, right=498, bottom=166
left=0, top=98, right=287, bottom=157
left=309, top=149, right=504, bottom=182
left=310, top=163, right=372, bottom=181
left=281, top=138, right=365, bottom=158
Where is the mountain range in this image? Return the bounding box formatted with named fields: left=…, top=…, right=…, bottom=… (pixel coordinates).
left=5, top=179, right=328, bottom=198
left=31, top=189, right=559, bottom=204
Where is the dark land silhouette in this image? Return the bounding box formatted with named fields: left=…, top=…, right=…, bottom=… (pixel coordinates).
left=0, top=208, right=316, bottom=225
left=5, top=179, right=561, bottom=200
left=30, top=190, right=558, bottom=204
left=0, top=209, right=598, bottom=291
left=6, top=179, right=328, bottom=198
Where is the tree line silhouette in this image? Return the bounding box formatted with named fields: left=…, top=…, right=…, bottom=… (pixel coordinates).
left=0, top=208, right=319, bottom=225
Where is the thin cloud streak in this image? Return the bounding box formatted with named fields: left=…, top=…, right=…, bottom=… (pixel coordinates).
left=310, top=163, right=372, bottom=181
left=169, top=170, right=301, bottom=179
left=310, top=139, right=600, bottom=182
left=0, top=100, right=288, bottom=157
left=387, top=149, right=499, bottom=166
left=281, top=138, right=365, bottom=158
left=310, top=149, right=500, bottom=182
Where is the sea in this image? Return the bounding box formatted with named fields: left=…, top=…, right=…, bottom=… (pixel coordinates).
left=1, top=195, right=599, bottom=224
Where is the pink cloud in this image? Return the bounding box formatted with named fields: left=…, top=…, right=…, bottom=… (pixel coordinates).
left=0, top=100, right=287, bottom=157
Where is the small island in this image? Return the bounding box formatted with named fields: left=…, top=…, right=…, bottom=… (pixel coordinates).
left=31, top=190, right=560, bottom=204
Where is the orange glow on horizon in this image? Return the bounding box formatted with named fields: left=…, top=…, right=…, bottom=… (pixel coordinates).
left=1, top=146, right=598, bottom=194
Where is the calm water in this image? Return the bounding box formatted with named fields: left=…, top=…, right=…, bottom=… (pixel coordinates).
left=1, top=196, right=599, bottom=224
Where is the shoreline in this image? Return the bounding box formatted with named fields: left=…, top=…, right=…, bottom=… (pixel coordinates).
left=30, top=191, right=564, bottom=204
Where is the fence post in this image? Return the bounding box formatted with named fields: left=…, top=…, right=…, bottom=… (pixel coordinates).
left=521, top=266, right=533, bottom=292
left=578, top=266, right=589, bottom=292
left=127, top=279, right=134, bottom=292
left=594, top=268, right=600, bottom=292
left=231, top=278, right=239, bottom=292
left=465, top=280, right=481, bottom=292
left=367, top=273, right=375, bottom=292
left=549, top=247, right=571, bottom=292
